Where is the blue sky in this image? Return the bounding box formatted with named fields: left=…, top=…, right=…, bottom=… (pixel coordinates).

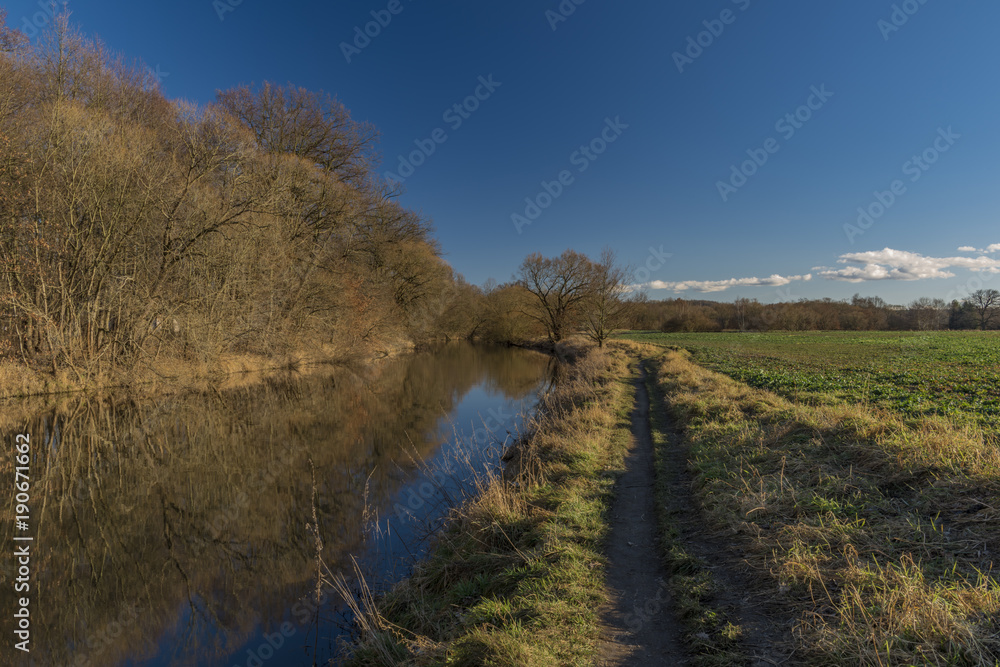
left=6, top=0, right=1000, bottom=304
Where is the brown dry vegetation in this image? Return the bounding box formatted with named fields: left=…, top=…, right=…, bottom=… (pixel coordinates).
left=0, top=12, right=655, bottom=401
left=0, top=13, right=646, bottom=401
left=0, top=11, right=486, bottom=396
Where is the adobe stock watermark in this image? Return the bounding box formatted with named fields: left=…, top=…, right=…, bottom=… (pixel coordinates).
left=57, top=603, right=142, bottom=667
left=235, top=582, right=341, bottom=667
left=623, top=580, right=670, bottom=633
left=843, top=126, right=959, bottom=244
left=390, top=462, right=459, bottom=523
left=384, top=75, right=502, bottom=183
left=340, top=0, right=414, bottom=63
left=747, top=282, right=802, bottom=332
left=630, top=246, right=673, bottom=288
left=673, top=0, right=752, bottom=74
left=457, top=405, right=523, bottom=451
left=511, top=116, right=629, bottom=234
left=13, top=433, right=31, bottom=653
left=545, top=0, right=586, bottom=31
left=945, top=267, right=995, bottom=303
left=205, top=442, right=296, bottom=543
left=145, top=64, right=169, bottom=91
left=878, top=0, right=932, bottom=41
left=716, top=84, right=834, bottom=202
left=16, top=0, right=58, bottom=40
left=213, top=0, right=245, bottom=22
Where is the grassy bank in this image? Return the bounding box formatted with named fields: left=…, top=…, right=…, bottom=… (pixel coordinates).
left=341, top=342, right=636, bottom=665
left=643, top=344, right=1000, bottom=665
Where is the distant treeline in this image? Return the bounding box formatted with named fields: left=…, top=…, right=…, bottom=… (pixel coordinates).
left=632, top=293, right=1000, bottom=333
left=0, top=12, right=486, bottom=376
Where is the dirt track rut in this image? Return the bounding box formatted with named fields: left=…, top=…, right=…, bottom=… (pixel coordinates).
left=597, top=364, right=684, bottom=666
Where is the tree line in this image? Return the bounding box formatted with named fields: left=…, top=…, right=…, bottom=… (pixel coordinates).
left=632, top=290, right=1000, bottom=333
left=0, top=11, right=482, bottom=376
left=0, top=11, right=641, bottom=376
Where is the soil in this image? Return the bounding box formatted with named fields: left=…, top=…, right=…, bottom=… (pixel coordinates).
left=596, top=364, right=684, bottom=665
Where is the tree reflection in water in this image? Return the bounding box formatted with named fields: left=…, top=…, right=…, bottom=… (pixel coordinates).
left=0, top=342, right=553, bottom=667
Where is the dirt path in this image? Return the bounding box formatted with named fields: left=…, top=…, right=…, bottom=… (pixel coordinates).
left=597, top=364, right=685, bottom=666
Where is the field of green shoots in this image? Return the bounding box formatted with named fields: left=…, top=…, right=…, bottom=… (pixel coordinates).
left=619, top=331, right=1000, bottom=432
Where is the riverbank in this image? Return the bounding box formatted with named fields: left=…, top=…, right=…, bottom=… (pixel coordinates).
left=0, top=334, right=565, bottom=401
left=341, top=340, right=637, bottom=665
left=338, top=340, right=749, bottom=665
left=0, top=338, right=418, bottom=401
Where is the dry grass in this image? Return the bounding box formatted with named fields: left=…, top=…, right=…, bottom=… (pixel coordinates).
left=642, top=345, right=1000, bottom=666
left=0, top=359, right=79, bottom=398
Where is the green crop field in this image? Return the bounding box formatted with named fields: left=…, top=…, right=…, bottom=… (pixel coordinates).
left=618, top=330, right=1000, bottom=432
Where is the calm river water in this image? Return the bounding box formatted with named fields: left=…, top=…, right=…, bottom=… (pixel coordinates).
left=0, top=343, right=554, bottom=666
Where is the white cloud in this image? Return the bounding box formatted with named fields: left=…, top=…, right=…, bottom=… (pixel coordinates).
left=639, top=274, right=812, bottom=294
left=632, top=244, right=1000, bottom=295
left=816, top=247, right=1000, bottom=283
left=957, top=243, right=1000, bottom=253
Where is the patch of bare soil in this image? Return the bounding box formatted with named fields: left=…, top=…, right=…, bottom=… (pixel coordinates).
left=597, top=365, right=684, bottom=666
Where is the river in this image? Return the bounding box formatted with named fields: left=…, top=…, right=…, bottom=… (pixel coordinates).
left=0, top=342, right=554, bottom=666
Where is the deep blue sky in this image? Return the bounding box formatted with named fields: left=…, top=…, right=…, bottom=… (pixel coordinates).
left=5, top=0, right=1000, bottom=304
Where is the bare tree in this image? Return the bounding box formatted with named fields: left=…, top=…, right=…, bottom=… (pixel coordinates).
left=215, top=81, right=379, bottom=184
left=967, top=289, right=1000, bottom=330
left=0, top=9, right=27, bottom=54
left=476, top=280, right=538, bottom=344
left=733, top=297, right=751, bottom=332
left=583, top=248, right=634, bottom=347
left=516, top=250, right=596, bottom=343
left=909, top=297, right=947, bottom=331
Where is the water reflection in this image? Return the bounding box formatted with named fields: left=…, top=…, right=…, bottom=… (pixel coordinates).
left=0, top=343, right=553, bottom=666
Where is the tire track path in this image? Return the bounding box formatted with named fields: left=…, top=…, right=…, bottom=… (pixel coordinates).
left=597, top=363, right=685, bottom=666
